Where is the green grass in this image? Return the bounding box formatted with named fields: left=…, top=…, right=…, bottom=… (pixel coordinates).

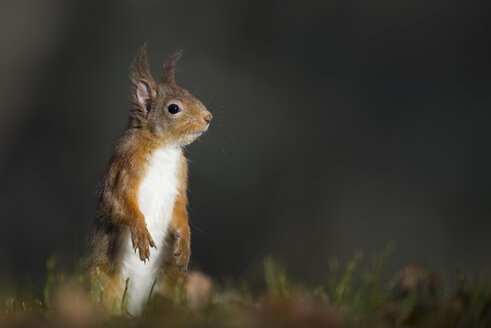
left=1, top=245, right=490, bottom=327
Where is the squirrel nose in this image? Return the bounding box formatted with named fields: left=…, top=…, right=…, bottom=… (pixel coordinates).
left=203, top=112, right=212, bottom=124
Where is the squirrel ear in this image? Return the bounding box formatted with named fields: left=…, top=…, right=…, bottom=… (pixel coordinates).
left=162, top=49, right=183, bottom=85
left=135, top=81, right=154, bottom=112
left=130, top=43, right=156, bottom=115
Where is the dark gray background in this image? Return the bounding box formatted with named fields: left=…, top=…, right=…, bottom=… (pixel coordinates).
left=0, top=0, right=489, bottom=287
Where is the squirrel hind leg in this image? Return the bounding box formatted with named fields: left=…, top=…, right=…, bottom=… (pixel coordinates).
left=157, top=230, right=187, bottom=299
left=158, top=261, right=187, bottom=298
left=88, top=266, right=125, bottom=314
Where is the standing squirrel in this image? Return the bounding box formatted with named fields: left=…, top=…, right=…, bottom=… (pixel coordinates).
left=85, top=44, right=212, bottom=315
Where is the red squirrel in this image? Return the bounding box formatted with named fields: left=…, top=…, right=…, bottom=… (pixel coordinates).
left=85, top=44, right=212, bottom=315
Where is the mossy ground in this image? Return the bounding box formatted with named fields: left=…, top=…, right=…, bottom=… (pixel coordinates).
left=1, top=245, right=489, bottom=327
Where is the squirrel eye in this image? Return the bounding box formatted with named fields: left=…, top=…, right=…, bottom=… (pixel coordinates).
left=167, top=104, right=181, bottom=114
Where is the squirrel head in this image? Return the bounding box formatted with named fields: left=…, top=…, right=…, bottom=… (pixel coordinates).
left=129, top=44, right=212, bottom=146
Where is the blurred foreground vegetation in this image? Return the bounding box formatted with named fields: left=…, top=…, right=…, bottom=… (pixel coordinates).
left=1, top=245, right=490, bottom=328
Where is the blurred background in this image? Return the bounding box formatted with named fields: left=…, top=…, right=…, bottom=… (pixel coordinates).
left=0, top=0, right=489, bottom=290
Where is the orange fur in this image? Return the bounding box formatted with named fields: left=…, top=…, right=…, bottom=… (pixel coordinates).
left=85, top=44, right=211, bottom=313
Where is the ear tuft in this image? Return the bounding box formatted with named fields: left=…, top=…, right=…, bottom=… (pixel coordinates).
left=130, top=43, right=153, bottom=82
left=162, top=49, right=183, bottom=85
left=130, top=43, right=156, bottom=116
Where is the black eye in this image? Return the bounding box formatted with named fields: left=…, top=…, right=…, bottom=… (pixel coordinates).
left=167, top=104, right=181, bottom=114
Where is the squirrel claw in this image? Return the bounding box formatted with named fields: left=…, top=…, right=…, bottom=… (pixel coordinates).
left=149, top=239, right=156, bottom=249
left=130, top=223, right=155, bottom=263
left=175, top=264, right=184, bottom=272
left=173, top=242, right=189, bottom=272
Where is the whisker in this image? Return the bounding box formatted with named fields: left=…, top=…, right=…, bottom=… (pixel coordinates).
left=189, top=221, right=207, bottom=235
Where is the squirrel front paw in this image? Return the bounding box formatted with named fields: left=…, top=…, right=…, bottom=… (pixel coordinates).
left=173, top=230, right=190, bottom=272
left=130, top=223, right=156, bottom=262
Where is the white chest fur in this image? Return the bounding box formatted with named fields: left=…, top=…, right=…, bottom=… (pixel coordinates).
left=119, top=144, right=181, bottom=315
